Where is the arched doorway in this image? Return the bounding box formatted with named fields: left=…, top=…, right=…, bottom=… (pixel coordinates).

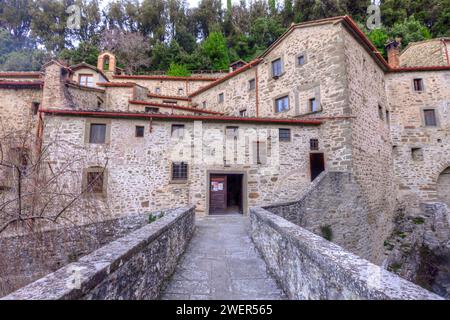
left=437, top=167, right=450, bottom=206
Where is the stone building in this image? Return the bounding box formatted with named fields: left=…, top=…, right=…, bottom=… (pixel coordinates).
left=0, top=16, right=449, bottom=266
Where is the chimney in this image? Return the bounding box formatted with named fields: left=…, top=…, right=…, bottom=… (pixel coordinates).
left=41, top=60, right=71, bottom=110
left=385, top=39, right=401, bottom=68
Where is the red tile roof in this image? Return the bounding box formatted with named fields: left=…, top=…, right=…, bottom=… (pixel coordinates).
left=129, top=100, right=223, bottom=115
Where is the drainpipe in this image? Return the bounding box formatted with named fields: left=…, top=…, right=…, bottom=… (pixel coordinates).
left=255, top=67, right=259, bottom=117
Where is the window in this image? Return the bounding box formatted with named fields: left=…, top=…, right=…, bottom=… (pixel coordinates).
left=424, top=109, right=437, bottom=126
left=297, top=54, right=306, bottom=66
left=310, top=139, right=319, bottom=151
left=79, top=74, right=94, bottom=87
left=155, top=87, right=161, bottom=94
left=135, top=126, right=144, bottom=137
left=103, top=56, right=110, bottom=70
left=202, top=101, right=207, bottom=109
left=239, top=109, right=247, bottom=117
left=218, top=93, right=224, bottom=103
left=275, top=96, right=289, bottom=113
left=32, top=102, right=40, bottom=115
left=249, top=79, right=256, bottom=91
left=413, top=79, right=424, bottom=92
left=226, top=126, right=239, bottom=139
left=89, top=124, right=106, bottom=144
left=272, top=58, right=282, bottom=77
left=378, top=105, right=384, bottom=120
left=172, top=162, right=188, bottom=180
left=309, top=98, right=319, bottom=113
left=163, top=100, right=177, bottom=105
left=171, top=124, right=185, bottom=139
left=145, top=107, right=159, bottom=113
left=87, top=171, right=104, bottom=194
left=279, top=128, right=291, bottom=142
left=254, top=141, right=267, bottom=165
left=97, top=98, right=103, bottom=109
left=385, top=110, right=390, bottom=126
left=411, top=148, right=424, bottom=161
left=178, top=88, right=184, bottom=95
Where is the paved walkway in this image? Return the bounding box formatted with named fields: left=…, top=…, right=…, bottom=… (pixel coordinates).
left=161, top=215, right=286, bottom=300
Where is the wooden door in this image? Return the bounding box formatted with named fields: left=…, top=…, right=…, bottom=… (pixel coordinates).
left=210, top=175, right=227, bottom=214
left=310, top=153, right=325, bottom=181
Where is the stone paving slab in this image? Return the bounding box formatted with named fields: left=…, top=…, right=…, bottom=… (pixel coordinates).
left=161, top=215, right=286, bottom=300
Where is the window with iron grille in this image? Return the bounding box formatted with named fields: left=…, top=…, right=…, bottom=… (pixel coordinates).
left=89, top=124, right=106, bottom=143
left=172, top=162, right=188, bottom=180
left=413, top=78, right=424, bottom=92
left=279, top=128, right=291, bottom=141
left=135, top=126, right=144, bottom=137
left=87, top=171, right=104, bottom=193
left=424, top=109, right=437, bottom=126
left=310, top=139, right=319, bottom=151
left=275, top=96, right=289, bottom=113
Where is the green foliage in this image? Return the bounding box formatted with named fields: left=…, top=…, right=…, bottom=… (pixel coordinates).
left=367, top=28, right=390, bottom=58
left=390, top=17, right=432, bottom=49
left=412, top=217, right=425, bottom=225
left=167, top=63, right=191, bottom=77
left=200, top=31, right=230, bottom=71
left=320, top=225, right=333, bottom=241
left=0, top=0, right=448, bottom=73
left=59, top=42, right=100, bottom=66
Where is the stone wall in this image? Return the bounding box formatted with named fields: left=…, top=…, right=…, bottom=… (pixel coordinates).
left=250, top=206, right=442, bottom=300
left=386, top=70, right=450, bottom=213
left=0, top=212, right=151, bottom=297
left=342, top=26, right=396, bottom=263
left=1, top=206, right=195, bottom=300
left=399, top=40, right=448, bottom=67
left=44, top=114, right=320, bottom=217
left=263, top=171, right=375, bottom=260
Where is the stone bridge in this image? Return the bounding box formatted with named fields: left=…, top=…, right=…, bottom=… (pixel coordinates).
left=1, top=204, right=442, bottom=300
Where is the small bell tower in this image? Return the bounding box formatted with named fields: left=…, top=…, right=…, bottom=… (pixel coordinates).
left=97, top=51, right=116, bottom=79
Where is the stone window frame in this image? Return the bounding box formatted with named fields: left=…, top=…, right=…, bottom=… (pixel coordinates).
left=274, top=93, right=290, bottom=114
left=239, top=109, right=248, bottom=117
left=171, top=123, right=185, bottom=139
left=82, top=166, right=108, bottom=197
left=170, top=161, right=189, bottom=184
left=296, top=52, right=307, bottom=67
left=310, top=138, right=319, bottom=151
left=202, top=101, right=207, bottom=109
left=178, top=88, right=184, bottom=96
left=420, top=107, right=440, bottom=128
left=412, top=78, right=425, bottom=92
left=84, top=118, right=111, bottom=145
left=411, top=147, right=424, bottom=161
left=155, top=87, right=161, bottom=94
left=270, top=55, right=285, bottom=79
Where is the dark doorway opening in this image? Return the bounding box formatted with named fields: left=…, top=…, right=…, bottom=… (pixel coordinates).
left=310, top=153, right=325, bottom=181
left=209, top=174, right=243, bottom=215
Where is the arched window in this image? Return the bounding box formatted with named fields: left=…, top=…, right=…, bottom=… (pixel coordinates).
left=103, top=55, right=110, bottom=71
left=437, top=167, right=450, bottom=206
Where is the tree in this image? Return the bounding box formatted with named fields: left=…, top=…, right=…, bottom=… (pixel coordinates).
left=101, top=29, right=151, bottom=74
left=367, top=28, right=390, bottom=58
left=167, top=62, right=191, bottom=76
left=59, top=41, right=100, bottom=66
left=0, top=0, right=32, bottom=42
left=200, top=31, right=230, bottom=71
left=390, top=17, right=432, bottom=49
left=0, top=120, right=108, bottom=234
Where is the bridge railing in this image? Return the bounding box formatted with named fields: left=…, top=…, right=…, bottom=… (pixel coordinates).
left=2, top=206, right=195, bottom=300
